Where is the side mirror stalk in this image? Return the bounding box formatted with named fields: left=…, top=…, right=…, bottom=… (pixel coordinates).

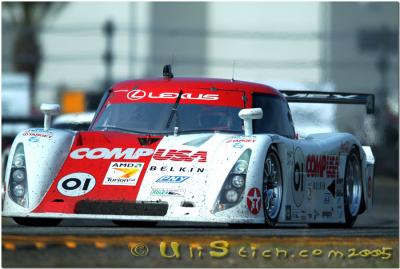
left=40, top=104, right=60, bottom=130
left=238, top=108, right=263, bottom=136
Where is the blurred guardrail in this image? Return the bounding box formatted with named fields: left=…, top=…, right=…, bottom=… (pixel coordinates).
left=2, top=117, right=43, bottom=125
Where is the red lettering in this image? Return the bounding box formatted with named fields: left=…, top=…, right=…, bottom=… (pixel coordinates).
left=306, top=155, right=337, bottom=178
left=153, top=149, right=177, bottom=161
left=153, top=149, right=207, bottom=162
left=170, top=150, right=192, bottom=162
left=190, top=151, right=207, bottom=163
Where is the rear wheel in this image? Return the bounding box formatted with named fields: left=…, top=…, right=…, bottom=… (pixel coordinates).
left=13, top=217, right=62, bottom=226
left=343, top=147, right=363, bottom=227
left=262, top=147, right=283, bottom=226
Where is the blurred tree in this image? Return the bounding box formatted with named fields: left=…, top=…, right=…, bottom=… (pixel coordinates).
left=2, top=2, right=66, bottom=112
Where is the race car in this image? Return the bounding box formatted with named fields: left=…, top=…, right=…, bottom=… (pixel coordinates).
left=2, top=66, right=375, bottom=227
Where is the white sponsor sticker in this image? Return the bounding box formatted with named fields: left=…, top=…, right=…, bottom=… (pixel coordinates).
left=150, top=188, right=185, bottom=197
left=103, top=162, right=144, bottom=186
left=57, top=173, right=96, bottom=197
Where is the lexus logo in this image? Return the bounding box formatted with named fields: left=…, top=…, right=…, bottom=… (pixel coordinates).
left=127, top=89, right=146, bottom=100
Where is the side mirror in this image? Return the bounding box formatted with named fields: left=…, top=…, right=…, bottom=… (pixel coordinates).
left=40, top=103, right=60, bottom=130
left=238, top=108, right=263, bottom=136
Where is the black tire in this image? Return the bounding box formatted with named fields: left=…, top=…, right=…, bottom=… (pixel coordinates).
left=112, top=220, right=157, bottom=227
left=13, top=217, right=62, bottom=226
left=262, top=146, right=283, bottom=226
left=342, top=147, right=363, bottom=227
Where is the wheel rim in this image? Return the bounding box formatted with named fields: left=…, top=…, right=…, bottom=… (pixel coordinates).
left=346, top=153, right=362, bottom=217
left=263, top=152, right=282, bottom=220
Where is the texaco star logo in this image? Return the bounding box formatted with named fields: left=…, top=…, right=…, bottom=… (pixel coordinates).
left=246, top=187, right=261, bottom=215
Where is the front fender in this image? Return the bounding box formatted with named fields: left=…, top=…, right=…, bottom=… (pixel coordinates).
left=3, top=128, right=75, bottom=214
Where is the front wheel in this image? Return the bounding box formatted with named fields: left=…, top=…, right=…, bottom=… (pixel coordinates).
left=262, top=146, right=283, bottom=226
left=13, top=217, right=62, bottom=226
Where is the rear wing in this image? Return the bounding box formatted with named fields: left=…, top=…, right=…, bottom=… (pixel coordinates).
left=280, top=90, right=375, bottom=114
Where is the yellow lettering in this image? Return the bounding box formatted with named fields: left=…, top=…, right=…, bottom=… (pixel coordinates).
left=299, top=250, right=308, bottom=258
left=381, top=247, right=393, bottom=260
left=238, top=247, right=248, bottom=258
left=251, top=245, right=258, bottom=257
left=276, top=248, right=288, bottom=258
left=159, top=241, right=180, bottom=259
left=262, top=250, right=272, bottom=258
left=328, top=250, right=344, bottom=258
left=189, top=244, right=203, bottom=259
left=209, top=240, right=229, bottom=258
left=312, top=249, right=322, bottom=256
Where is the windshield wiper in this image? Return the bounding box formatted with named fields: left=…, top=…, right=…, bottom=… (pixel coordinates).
left=165, top=90, right=183, bottom=130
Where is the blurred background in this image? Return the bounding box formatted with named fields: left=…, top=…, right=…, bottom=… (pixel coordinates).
left=1, top=1, right=398, bottom=177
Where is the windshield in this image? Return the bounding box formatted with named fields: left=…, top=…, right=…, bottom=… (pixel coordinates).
left=91, top=103, right=243, bottom=135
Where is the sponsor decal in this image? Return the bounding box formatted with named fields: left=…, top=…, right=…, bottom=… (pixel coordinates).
left=225, top=136, right=256, bottom=143
left=57, top=172, right=96, bottom=197
left=327, top=180, right=336, bottom=197
left=153, top=149, right=207, bottom=163
left=292, top=147, right=305, bottom=207
left=246, top=188, right=261, bottom=215
left=232, top=143, right=243, bottom=149
left=312, top=181, right=326, bottom=190
left=306, top=155, right=338, bottom=178
left=148, top=165, right=205, bottom=173
left=127, top=89, right=219, bottom=101
left=150, top=188, right=185, bottom=197
left=323, top=193, right=330, bottom=204
left=23, top=129, right=53, bottom=138
left=103, top=162, right=144, bottom=186
left=335, top=178, right=344, bottom=197
left=70, top=147, right=154, bottom=160
left=28, top=136, right=39, bottom=142
left=322, top=211, right=333, bottom=218
left=156, top=175, right=190, bottom=183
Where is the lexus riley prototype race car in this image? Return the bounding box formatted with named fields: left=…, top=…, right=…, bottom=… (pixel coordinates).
left=3, top=66, right=375, bottom=227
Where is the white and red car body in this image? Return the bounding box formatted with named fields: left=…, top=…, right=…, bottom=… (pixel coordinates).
left=2, top=77, right=375, bottom=224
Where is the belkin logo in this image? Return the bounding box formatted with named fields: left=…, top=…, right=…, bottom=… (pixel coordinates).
left=156, top=175, right=190, bottom=183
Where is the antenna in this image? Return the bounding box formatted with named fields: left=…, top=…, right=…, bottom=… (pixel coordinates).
left=231, top=60, right=236, bottom=82
left=163, top=64, right=174, bottom=78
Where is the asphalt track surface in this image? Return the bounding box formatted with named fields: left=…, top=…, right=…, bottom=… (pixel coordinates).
left=2, top=176, right=398, bottom=237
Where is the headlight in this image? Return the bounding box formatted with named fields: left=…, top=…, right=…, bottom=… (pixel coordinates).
left=13, top=154, right=25, bottom=168
left=13, top=185, right=25, bottom=197
left=8, top=143, right=29, bottom=208
left=212, top=149, right=252, bottom=213
left=225, top=189, right=238, bottom=203
left=233, top=160, right=248, bottom=174
left=232, top=175, right=245, bottom=188
left=12, top=169, right=25, bottom=183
